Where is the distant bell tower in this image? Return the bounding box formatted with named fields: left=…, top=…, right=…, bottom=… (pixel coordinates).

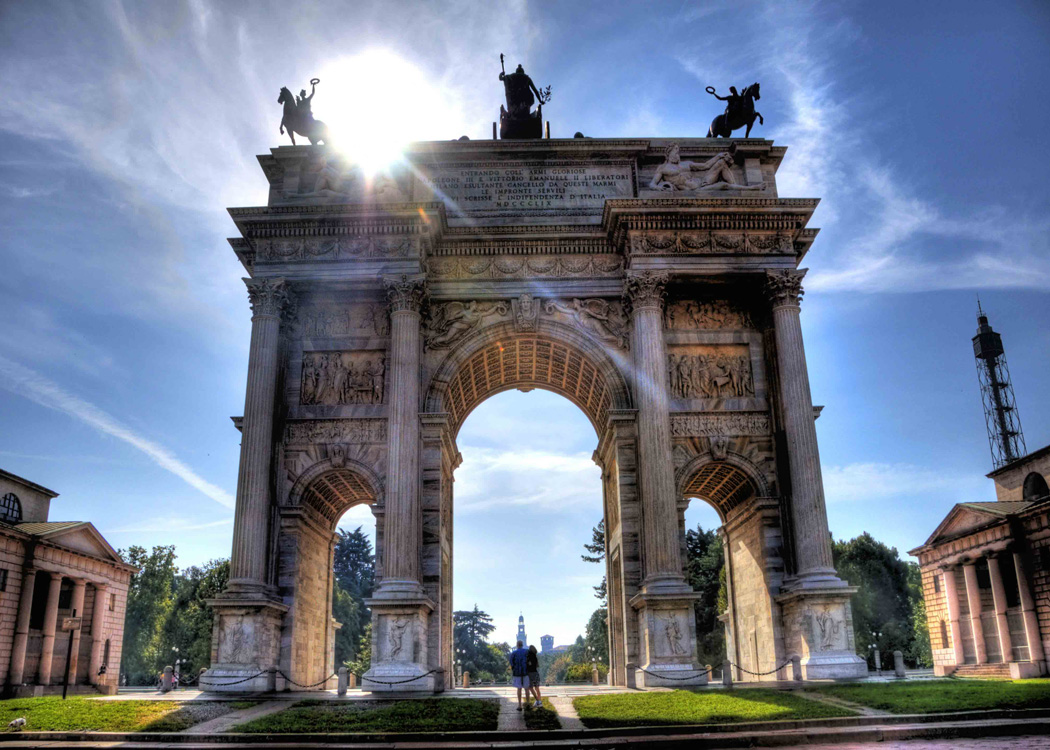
left=972, top=303, right=1026, bottom=469
left=516, top=613, right=527, bottom=647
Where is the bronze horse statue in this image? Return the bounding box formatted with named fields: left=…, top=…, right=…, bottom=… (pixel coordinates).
left=278, top=82, right=331, bottom=145
left=707, top=83, right=763, bottom=138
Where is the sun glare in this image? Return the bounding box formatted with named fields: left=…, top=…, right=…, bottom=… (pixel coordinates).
left=316, top=50, right=461, bottom=175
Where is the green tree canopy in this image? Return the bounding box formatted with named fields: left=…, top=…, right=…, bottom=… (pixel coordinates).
left=120, top=545, right=177, bottom=684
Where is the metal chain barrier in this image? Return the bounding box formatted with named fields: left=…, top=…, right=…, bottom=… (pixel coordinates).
left=361, top=669, right=441, bottom=686
left=197, top=670, right=268, bottom=688
left=637, top=664, right=714, bottom=681
left=727, top=659, right=794, bottom=678
left=277, top=670, right=339, bottom=689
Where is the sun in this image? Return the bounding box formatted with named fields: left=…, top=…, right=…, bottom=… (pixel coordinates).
left=314, top=50, right=462, bottom=175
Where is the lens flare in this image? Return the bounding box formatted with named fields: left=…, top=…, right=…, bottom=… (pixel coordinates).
left=315, top=50, right=461, bottom=175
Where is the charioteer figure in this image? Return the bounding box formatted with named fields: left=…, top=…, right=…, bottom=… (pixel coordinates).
left=498, top=55, right=551, bottom=139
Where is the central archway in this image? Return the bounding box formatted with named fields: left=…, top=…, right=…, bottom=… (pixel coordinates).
left=419, top=320, right=636, bottom=686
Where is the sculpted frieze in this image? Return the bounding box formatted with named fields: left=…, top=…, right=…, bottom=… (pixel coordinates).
left=428, top=254, right=622, bottom=280
left=285, top=419, right=387, bottom=445
left=665, top=300, right=753, bottom=330
left=293, top=303, right=390, bottom=338
left=630, top=231, right=791, bottom=255
left=670, top=412, right=771, bottom=437
left=301, top=351, right=385, bottom=405
left=668, top=346, right=754, bottom=399
left=254, top=236, right=414, bottom=262
left=424, top=301, right=510, bottom=350
left=544, top=298, right=629, bottom=349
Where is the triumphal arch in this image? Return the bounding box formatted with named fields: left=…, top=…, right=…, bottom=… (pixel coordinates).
left=204, top=134, right=867, bottom=692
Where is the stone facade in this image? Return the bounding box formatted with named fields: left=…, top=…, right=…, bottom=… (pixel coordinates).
left=206, top=136, right=866, bottom=692
left=911, top=444, right=1050, bottom=678
left=0, top=469, right=134, bottom=696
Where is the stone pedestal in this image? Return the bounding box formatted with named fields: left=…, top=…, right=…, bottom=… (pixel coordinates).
left=629, top=592, right=707, bottom=687
left=778, top=588, right=867, bottom=680
left=203, top=598, right=287, bottom=693
left=362, top=598, right=442, bottom=693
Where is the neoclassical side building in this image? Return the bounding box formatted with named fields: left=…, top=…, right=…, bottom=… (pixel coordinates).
left=205, top=137, right=866, bottom=692
left=0, top=469, right=133, bottom=695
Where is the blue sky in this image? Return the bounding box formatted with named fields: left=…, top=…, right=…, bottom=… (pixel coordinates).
left=1, top=1, right=1048, bottom=646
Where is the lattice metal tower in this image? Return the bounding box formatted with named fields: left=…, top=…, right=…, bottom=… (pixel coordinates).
left=972, top=303, right=1026, bottom=469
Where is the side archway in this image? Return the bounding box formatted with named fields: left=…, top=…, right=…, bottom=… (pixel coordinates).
left=677, top=453, right=785, bottom=681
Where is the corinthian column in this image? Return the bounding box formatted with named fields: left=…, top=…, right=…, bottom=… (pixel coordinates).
left=624, top=271, right=686, bottom=593
left=374, top=274, right=427, bottom=598
left=765, top=270, right=836, bottom=582
left=229, top=277, right=293, bottom=591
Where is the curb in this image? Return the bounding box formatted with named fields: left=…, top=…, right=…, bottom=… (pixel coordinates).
left=0, top=708, right=1048, bottom=745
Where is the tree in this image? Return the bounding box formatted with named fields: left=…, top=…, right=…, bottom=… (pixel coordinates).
left=583, top=608, right=609, bottom=664
left=545, top=654, right=573, bottom=684
left=453, top=605, right=499, bottom=678
left=566, top=662, right=608, bottom=682
left=907, top=562, right=933, bottom=667
left=685, top=524, right=726, bottom=665
left=163, top=558, right=228, bottom=679
left=333, top=527, right=375, bottom=599
left=120, top=545, right=177, bottom=684
left=346, top=623, right=372, bottom=677
left=333, top=585, right=365, bottom=667
left=581, top=520, right=607, bottom=605
left=833, top=533, right=923, bottom=667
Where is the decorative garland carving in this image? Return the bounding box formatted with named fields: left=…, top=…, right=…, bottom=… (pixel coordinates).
left=631, top=231, right=792, bottom=255
left=765, top=269, right=806, bottom=308
left=254, top=236, right=414, bottom=262
left=428, top=254, right=622, bottom=280
left=670, top=412, right=771, bottom=437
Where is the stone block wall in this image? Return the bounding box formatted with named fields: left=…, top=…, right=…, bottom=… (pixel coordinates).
left=0, top=534, right=28, bottom=686
left=920, top=566, right=954, bottom=668
left=725, top=508, right=780, bottom=678
left=1021, top=505, right=1050, bottom=662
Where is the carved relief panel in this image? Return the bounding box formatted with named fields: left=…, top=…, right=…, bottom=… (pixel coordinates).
left=301, top=351, right=385, bottom=405
left=665, top=300, right=753, bottom=331
left=668, top=345, right=754, bottom=399
left=294, top=303, right=390, bottom=338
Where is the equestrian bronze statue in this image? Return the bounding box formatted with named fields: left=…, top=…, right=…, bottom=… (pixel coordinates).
left=278, top=78, right=332, bottom=145
left=706, top=83, right=763, bottom=138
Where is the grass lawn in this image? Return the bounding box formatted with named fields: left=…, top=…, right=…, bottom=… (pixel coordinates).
left=812, top=679, right=1050, bottom=714
left=233, top=698, right=499, bottom=733
left=0, top=697, right=256, bottom=732
left=522, top=698, right=560, bottom=730
left=573, top=689, right=855, bottom=729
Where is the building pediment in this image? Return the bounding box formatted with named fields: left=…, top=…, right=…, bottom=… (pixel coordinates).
left=921, top=503, right=1009, bottom=547
left=17, top=521, right=124, bottom=565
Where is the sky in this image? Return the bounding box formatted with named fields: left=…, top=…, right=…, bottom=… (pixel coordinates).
left=1, top=0, right=1049, bottom=647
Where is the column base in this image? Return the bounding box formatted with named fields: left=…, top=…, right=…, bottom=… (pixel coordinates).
left=363, top=595, right=440, bottom=694
left=1009, top=661, right=1046, bottom=678
left=777, top=586, right=867, bottom=681
left=629, top=591, right=708, bottom=688
left=202, top=596, right=287, bottom=693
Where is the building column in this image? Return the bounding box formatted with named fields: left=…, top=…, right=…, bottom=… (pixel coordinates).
left=363, top=275, right=438, bottom=693
left=942, top=568, right=966, bottom=665
left=88, top=583, right=108, bottom=685
left=203, top=278, right=293, bottom=694
left=766, top=270, right=866, bottom=680
left=764, top=270, right=836, bottom=582
left=373, top=274, right=427, bottom=598
left=623, top=271, right=686, bottom=593
left=228, top=277, right=292, bottom=592
left=37, top=572, right=63, bottom=685
left=66, top=579, right=87, bottom=684
left=962, top=562, right=987, bottom=664
left=987, top=556, right=1013, bottom=663
left=1013, top=552, right=1047, bottom=671
left=8, top=568, right=37, bottom=686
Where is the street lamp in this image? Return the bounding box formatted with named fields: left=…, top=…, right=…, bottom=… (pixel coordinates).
left=171, top=646, right=181, bottom=690
left=868, top=631, right=882, bottom=672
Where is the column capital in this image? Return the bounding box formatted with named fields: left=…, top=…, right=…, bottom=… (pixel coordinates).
left=623, top=271, right=669, bottom=314
left=383, top=274, right=427, bottom=313
left=764, top=269, right=806, bottom=309
left=244, top=277, right=294, bottom=319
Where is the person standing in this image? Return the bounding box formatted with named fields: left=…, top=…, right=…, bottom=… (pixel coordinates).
left=509, top=640, right=530, bottom=711
left=526, top=645, right=542, bottom=708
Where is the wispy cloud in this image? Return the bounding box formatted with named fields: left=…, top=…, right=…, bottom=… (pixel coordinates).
left=0, top=184, right=60, bottom=199
left=107, top=516, right=232, bottom=533
left=455, top=445, right=601, bottom=514
left=823, top=462, right=986, bottom=504
left=0, top=355, right=235, bottom=508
